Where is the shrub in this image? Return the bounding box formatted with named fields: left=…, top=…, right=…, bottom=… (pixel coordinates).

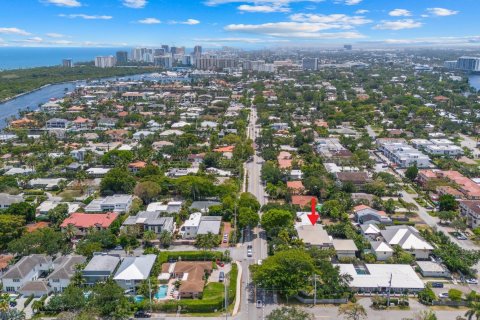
left=24, top=294, right=34, bottom=308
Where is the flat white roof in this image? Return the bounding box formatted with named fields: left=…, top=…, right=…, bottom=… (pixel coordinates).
left=335, top=264, right=424, bottom=290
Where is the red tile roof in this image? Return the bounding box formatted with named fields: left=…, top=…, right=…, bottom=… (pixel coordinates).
left=60, top=212, right=118, bottom=229
left=291, top=195, right=317, bottom=207
left=213, top=146, right=235, bottom=153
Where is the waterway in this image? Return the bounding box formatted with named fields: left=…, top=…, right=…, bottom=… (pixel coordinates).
left=469, top=74, right=480, bottom=92
left=0, top=73, right=189, bottom=129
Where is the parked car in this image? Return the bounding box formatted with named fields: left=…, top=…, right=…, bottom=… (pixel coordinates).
left=247, top=245, right=253, bottom=257
left=438, top=292, right=449, bottom=299
left=216, top=259, right=224, bottom=267
left=219, top=271, right=225, bottom=282
left=134, top=310, right=151, bottom=318
left=456, top=233, right=468, bottom=240
left=256, top=300, right=263, bottom=308
left=466, top=278, right=478, bottom=284
left=223, top=233, right=228, bottom=243
left=431, top=282, right=444, bottom=288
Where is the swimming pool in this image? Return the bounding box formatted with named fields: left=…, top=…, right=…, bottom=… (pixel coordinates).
left=154, top=285, right=168, bottom=299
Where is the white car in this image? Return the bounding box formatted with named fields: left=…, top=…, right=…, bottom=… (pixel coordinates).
left=466, top=278, right=479, bottom=284
left=438, top=292, right=449, bottom=298
left=256, top=300, right=263, bottom=308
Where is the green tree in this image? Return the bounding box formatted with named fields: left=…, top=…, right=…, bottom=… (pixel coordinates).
left=100, top=167, right=136, bottom=195
left=0, top=215, right=25, bottom=250
left=91, top=279, right=131, bottom=318
left=134, top=181, right=161, bottom=204
left=414, top=310, right=438, bottom=320
left=137, top=277, right=159, bottom=298
left=261, top=161, right=283, bottom=185
left=338, top=303, right=367, bottom=320
left=159, top=230, right=172, bottom=248
left=266, top=306, right=314, bottom=320
left=238, top=207, right=260, bottom=230
left=439, top=194, right=458, bottom=212
left=449, top=289, right=463, bottom=302
left=466, top=302, right=480, bottom=320
left=195, top=232, right=219, bottom=251
left=238, top=192, right=261, bottom=212
left=47, top=203, right=69, bottom=228
left=4, top=202, right=35, bottom=223
left=261, top=209, right=293, bottom=237
left=405, top=165, right=419, bottom=181
left=101, top=150, right=134, bottom=166
left=437, top=211, right=458, bottom=224
left=143, top=230, right=157, bottom=247
left=251, top=249, right=315, bottom=298
left=321, top=200, right=344, bottom=220
left=7, top=227, right=65, bottom=256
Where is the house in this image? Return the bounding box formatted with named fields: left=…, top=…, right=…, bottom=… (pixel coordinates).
left=291, top=195, right=317, bottom=208
left=335, top=264, right=424, bottom=293
left=146, top=201, right=182, bottom=214
left=84, top=195, right=133, bottom=213
left=122, top=211, right=174, bottom=234
left=295, top=224, right=332, bottom=248
left=0, top=193, right=23, bottom=209
left=60, top=212, right=119, bottom=236
left=336, top=172, right=371, bottom=190
left=82, top=254, right=121, bottom=285
left=360, top=223, right=381, bottom=239
left=28, top=178, right=66, bottom=190
left=369, top=241, right=394, bottom=261
left=417, top=261, right=451, bottom=278
left=189, top=201, right=221, bottom=213
left=286, top=181, right=304, bottom=195
left=173, top=262, right=212, bottom=299
left=0, top=255, right=14, bottom=274
left=47, top=255, right=87, bottom=293
left=354, top=205, right=392, bottom=225
left=86, top=167, right=111, bottom=178
left=113, top=255, right=157, bottom=290
left=290, top=170, right=303, bottom=180
left=18, top=281, right=52, bottom=297
left=46, top=118, right=70, bottom=130
left=128, top=161, right=147, bottom=173
left=1, top=254, right=53, bottom=293
left=179, top=212, right=202, bottom=239
left=198, top=216, right=222, bottom=236
left=98, top=117, right=117, bottom=128
left=133, top=130, right=154, bottom=141
left=459, top=200, right=480, bottom=228
left=381, top=226, right=433, bottom=260
left=4, top=167, right=34, bottom=176
left=332, top=239, right=358, bottom=259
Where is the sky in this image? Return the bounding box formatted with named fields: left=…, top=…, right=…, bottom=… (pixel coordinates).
left=0, top=0, right=479, bottom=48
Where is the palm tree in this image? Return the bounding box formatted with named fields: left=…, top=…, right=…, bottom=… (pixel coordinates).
left=466, top=302, right=480, bottom=320
left=143, top=230, right=157, bottom=247
left=338, top=303, right=367, bottom=320
left=159, top=230, right=172, bottom=248
left=31, top=299, right=44, bottom=314
left=64, top=224, right=77, bottom=243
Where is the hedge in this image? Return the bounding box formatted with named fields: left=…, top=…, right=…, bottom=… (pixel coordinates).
left=153, top=263, right=238, bottom=314
left=24, top=190, right=45, bottom=196
left=24, top=294, right=34, bottom=308
left=157, top=251, right=225, bottom=265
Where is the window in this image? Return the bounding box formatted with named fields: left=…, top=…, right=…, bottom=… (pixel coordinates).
left=6, top=287, right=15, bottom=292
left=13, top=279, right=20, bottom=283
left=52, top=279, right=60, bottom=283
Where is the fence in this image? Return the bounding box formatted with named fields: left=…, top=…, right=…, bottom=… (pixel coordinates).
left=294, top=296, right=348, bottom=304
left=432, top=300, right=469, bottom=307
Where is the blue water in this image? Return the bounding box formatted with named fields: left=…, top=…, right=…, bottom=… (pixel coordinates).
left=154, top=285, right=168, bottom=299
left=134, top=295, right=144, bottom=303
left=0, top=47, right=128, bottom=70
left=469, top=75, right=480, bottom=92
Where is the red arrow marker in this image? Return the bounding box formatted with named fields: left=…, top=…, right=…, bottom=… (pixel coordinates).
left=307, top=197, right=319, bottom=225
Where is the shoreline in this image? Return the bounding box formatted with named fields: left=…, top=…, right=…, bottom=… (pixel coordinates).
left=0, top=83, right=53, bottom=104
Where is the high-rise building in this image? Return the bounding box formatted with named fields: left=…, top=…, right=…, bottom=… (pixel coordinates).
left=182, top=55, right=192, bottom=66
left=193, top=45, right=202, bottom=56
left=116, top=51, right=128, bottom=64
left=95, top=56, right=116, bottom=68
left=62, top=59, right=73, bottom=68
left=154, top=56, right=173, bottom=69
left=132, top=48, right=146, bottom=62
left=302, top=58, right=318, bottom=71
left=154, top=48, right=165, bottom=56
left=161, top=45, right=169, bottom=53
left=344, top=44, right=353, bottom=50
left=457, top=56, right=480, bottom=72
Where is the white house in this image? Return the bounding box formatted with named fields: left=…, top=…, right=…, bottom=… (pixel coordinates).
left=370, top=241, right=394, bottom=261
left=381, top=226, right=433, bottom=260
left=1, top=255, right=53, bottom=293
left=113, top=255, right=157, bottom=290
left=0, top=193, right=23, bottom=209
left=179, top=212, right=202, bottom=239
left=84, top=194, right=133, bottom=213
left=332, top=239, right=358, bottom=259
left=47, top=255, right=87, bottom=293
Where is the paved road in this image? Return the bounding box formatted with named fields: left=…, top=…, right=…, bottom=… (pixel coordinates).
left=459, top=133, right=480, bottom=158
left=366, top=125, right=377, bottom=139
left=237, top=107, right=269, bottom=320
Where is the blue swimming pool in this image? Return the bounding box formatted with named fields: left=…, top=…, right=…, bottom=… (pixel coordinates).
left=134, top=295, right=144, bottom=303
left=154, top=285, right=168, bottom=299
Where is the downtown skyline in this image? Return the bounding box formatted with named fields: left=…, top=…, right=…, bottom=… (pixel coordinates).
left=0, top=0, right=479, bottom=48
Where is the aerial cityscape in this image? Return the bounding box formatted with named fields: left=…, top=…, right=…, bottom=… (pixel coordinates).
left=1, top=1, right=480, bottom=320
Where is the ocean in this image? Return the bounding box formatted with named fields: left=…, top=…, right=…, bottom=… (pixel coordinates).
left=0, top=47, right=128, bottom=70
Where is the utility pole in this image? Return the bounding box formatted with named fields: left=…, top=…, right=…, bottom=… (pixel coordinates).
left=313, top=274, right=317, bottom=306
left=386, top=273, right=392, bottom=307
left=148, top=277, right=152, bottom=313
left=224, top=273, right=228, bottom=320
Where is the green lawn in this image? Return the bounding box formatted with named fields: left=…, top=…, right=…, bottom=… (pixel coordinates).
left=203, top=283, right=224, bottom=300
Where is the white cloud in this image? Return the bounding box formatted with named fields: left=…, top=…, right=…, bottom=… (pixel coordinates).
left=0, top=27, right=31, bottom=36
left=238, top=4, right=290, bottom=13
left=14, top=37, right=43, bottom=43
left=195, top=37, right=290, bottom=43
left=138, top=18, right=161, bottom=24
left=46, top=33, right=66, bottom=38
left=205, top=0, right=323, bottom=5
left=289, top=13, right=371, bottom=27
left=123, top=0, right=147, bottom=8
left=42, top=0, right=81, bottom=7
left=374, top=19, right=422, bottom=30
left=225, top=22, right=365, bottom=39
left=59, top=14, right=113, bottom=20
left=355, top=9, right=368, bottom=14
left=169, top=19, right=200, bottom=25
left=335, top=0, right=362, bottom=5
left=426, top=8, right=459, bottom=17
left=389, top=9, right=411, bottom=17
